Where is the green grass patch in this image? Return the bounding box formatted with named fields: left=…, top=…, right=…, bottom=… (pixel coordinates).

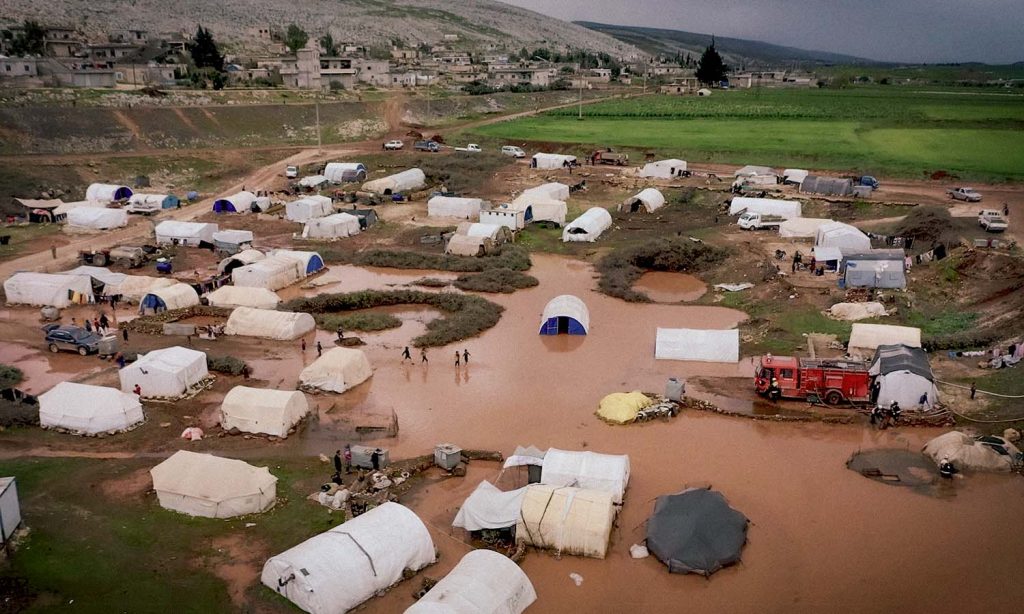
left=453, top=268, right=539, bottom=293
left=315, top=311, right=402, bottom=332
left=597, top=239, right=729, bottom=302
left=905, top=311, right=979, bottom=337
left=206, top=354, right=247, bottom=375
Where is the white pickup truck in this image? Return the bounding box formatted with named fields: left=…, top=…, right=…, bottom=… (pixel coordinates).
left=978, top=209, right=1008, bottom=232
left=738, top=212, right=786, bottom=230
left=455, top=143, right=482, bottom=153
left=948, top=187, right=982, bottom=202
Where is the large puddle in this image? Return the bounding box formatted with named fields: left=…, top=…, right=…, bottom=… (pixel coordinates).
left=632, top=271, right=708, bottom=302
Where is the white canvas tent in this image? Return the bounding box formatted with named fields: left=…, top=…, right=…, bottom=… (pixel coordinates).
left=531, top=153, right=577, bottom=169
left=848, top=324, right=921, bottom=355
left=619, top=188, right=665, bottom=213
left=298, top=175, right=329, bottom=189
left=119, top=346, right=208, bottom=399
left=446, top=234, right=492, bottom=257
left=128, top=193, right=177, bottom=209
left=869, top=344, right=939, bottom=409
left=220, top=386, right=310, bottom=437
left=405, top=549, right=537, bottom=614
left=151, top=451, right=277, bottom=518
left=323, top=162, right=367, bottom=183
left=232, top=255, right=304, bottom=290
left=516, top=484, right=615, bottom=559
left=779, top=217, right=832, bottom=239
left=85, top=183, right=132, bottom=202
left=302, top=213, right=361, bottom=239
left=261, top=502, right=435, bottom=614
left=526, top=183, right=570, bottom=201
left=539, top=294, right=590, bottom=335
left=3, top=272, right=93, bottom=307
left=563, top=207, right=612, bottom=242
left=225, top=307, right=315, bottom=340
left=362, top=168, right=426, bottom=194
left=66, top=206, right=128, bottom=230
left=299, top=347, right=373, bottom=393
left=212, top=229, right=254, bottom=248
left=923, top=432, right=1020, bottom=472
left=218, top=249, right=265, bottom=274
left=655, top=328, right=740, bottom=363
left=734, top=165, right=776, bottom=178
left=155, top=221, right=218, bottom=246
left=728, top=197, right=801, bottom=219
left=106, top=276, right=173, bottom=302
left=139, top=283, right=200, bottom=314
left=452, top=481, right=527, bottom=532
left=285, top=195, right=334, bottom=223
left=541, top=448, right=630, bottom=504
left=428, top=196, right=483, bottom=219
left=205, top=286, right=281, bottom=309
left=38, top=382, right=144, bottom=435
left=270, top=249, right=325, bottom=276
left=815, top=221, right=871, bottom=253
left=457, top=222, right=511, bottom=244
left=783, top=169, right=809, bottom=184
left=509, top=195, right=567, bottom=226
left=639, top=159, right=687, bottom=179
left=213, top=191, right=256, bottom=214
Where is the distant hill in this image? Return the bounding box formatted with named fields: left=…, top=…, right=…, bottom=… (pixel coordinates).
left=577, top=21, right=882, bottom=67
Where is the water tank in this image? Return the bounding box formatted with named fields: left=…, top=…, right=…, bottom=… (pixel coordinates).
left=434, top=443, right=462, bottom=470
left=40, top=306, right=60, bottom=321
left=665, top=377, right=685, bottom=402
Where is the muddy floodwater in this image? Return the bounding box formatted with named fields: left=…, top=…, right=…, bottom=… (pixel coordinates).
left=632, top=271, right=708, bottom=302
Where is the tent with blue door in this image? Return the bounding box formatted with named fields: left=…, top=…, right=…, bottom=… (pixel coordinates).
left=139, top=283, right=200, bottom=314
left=539, top=295, right=589, bottom=335
left=270, top=249, right=324, bottom=276
left=85, top=183, right=133, bottom=202
left=212, top=191, right=257, bottom=213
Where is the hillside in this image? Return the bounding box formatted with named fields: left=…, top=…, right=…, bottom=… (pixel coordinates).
left=0, top=0, right=637, bottom=56
left=577, top=21, right=880, bottom=68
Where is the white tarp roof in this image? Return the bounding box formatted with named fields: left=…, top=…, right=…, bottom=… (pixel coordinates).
left=532, top=153, right=577, bottom=169
left=38, top=382, right=144, bottom=435
left=516, top=484, right=615, bottom=559
left=302, top=213, right=361, bottom=239
left=848, top=324, right=921, bottom=355
left=563, top=207, right=612, bottom=242
left=405, top=549, right=537, bottom=614
left=815, top=221, right=871, bottom=253
left=218, top=249, right=265, bottom=274
left=232, top=255, right=304, bottom=291
left=109, top=275, right=175, bottom=301
left=212, top=229, right=254, bottom=245
left=14, top=197, right=63, bottom=209
left=54, top=200, right=104, bottom=216
left=452, top=481, right=526, bottom=532
left=270, top=249, right=324, bottom=275
left=812, top=246, right=843, bottom=262
left=779, top=217, right=832, bottom=239
left=728, top=197, right=801, bottom=219
left=446, top=234, right=490, bottom=256
left=119, top=346, right=208, bottom=399
left=66, top=206, right=128, bottom=230
left=428, top=196, right=483, bottom=219
left=362, top=168, right=426, bottom=194
left=621, top=188, right=665, bottom=213
left=734, top=165, right=776, bottom=177
left=3, top=272, right=93, bottom=308
left=262, top=502, right=435, bottom=614
left=299, top=347, right=373, bottom=393
left=828, top=302, right=887, bottom=321
left=62, top=265, right=125, bottom=287
left=225, top=307, right=315, bottom=340
left=923, top=432, right=1020, bottom=472
left=129, top=193, right=172, bottom=206
left=298, top=175, right=329, bottom=188
left=656, top=328, right=740, bottom=363
left=783, top=169, right=809, bottom=183
left=462, top=223, right=504, bottom=240
left=639, top=159, right=687, bottom=179
left=221, top=386, right=310, bottom=437
left=323, top=162, right=367, bottom=182
left=142, top=283, right=200, bottom=311
left=508, top=196, right=567, bottom=226
left=215, top=191, right=256, bottom=212
left=541, top=294, right=590, bottom=333
left=155, top=221, right=218, bottom=244
left=206, top=286, right=280, bottom=309
left=151, top=451, right=277, bottom=518
left=522, top=182, right=570, bottom=201
left=285, top=195, right=334, bottom=223
left=85, top=183, right=132, bottom=202
left=541, top=448, right=631, bottom=504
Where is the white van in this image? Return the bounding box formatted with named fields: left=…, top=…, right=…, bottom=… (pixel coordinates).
left=501, top=145, right=526, bottom=158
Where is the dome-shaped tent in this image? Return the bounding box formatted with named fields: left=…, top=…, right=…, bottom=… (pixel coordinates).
left=539, top=294, right=589, bottom=335
left=405, top=549, right=536, bottom=614
left=220, top=386, right=310, bottom=437
left=205, top=285, right=280, bottom=310
left=224, top=307, right=316, bottom=340
left=212, top=191, right=257, bottom=213
left=38, top=382, right=144, bottom=435
left=619, top=188, right=665, bottom=213
left=299, top=347, right=373, bottom=393
left=562, top=207, right=612, bottom=242
left=139, top=283, right=200, bottom=314
left=85, top=183, right=133, bottom=202
left=151, top=451, right=277, bottom=518
left=323, top=162, right=367, bottom=183
left=645, top=487, right=749, bottom=577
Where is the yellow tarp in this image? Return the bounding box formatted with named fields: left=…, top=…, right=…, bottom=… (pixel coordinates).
left=596, top=391, right=653, bottom=425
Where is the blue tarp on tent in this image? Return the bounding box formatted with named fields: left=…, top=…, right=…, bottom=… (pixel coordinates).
left=162, top=195, right=180, bottom=209
left=114, top=186, right=133, bottom=200
left=212, top=199, right=236, bottom=213
left=305, top=254, right=324, bottom=274
left=539, top=316, right=586, bottom=335
left=139, top=293, right=167, bottom=313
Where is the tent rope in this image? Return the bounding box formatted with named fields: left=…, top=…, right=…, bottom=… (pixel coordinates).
left=935, top=379, right=1024, bottom=399
left=341, top=532, right=377, bottom=577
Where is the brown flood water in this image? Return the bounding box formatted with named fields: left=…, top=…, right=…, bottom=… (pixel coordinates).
left=632, top=271, right=707, bottom=302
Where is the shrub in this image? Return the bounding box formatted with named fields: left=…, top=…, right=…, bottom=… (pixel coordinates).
left=316, top=312, right=402, bottom=332
left=0, top=398, right=37, bottom=428
left=207, top=355, right=247, bottom=375
left=0, top=364, right=24, bottom=390
left=453, top=268, right=539, bottom=293
left=597, top=239, right=729, bottom=302
left=413, top=278, right=451, bottom=288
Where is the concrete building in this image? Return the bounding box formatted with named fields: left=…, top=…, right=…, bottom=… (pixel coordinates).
left=87, top=43, right=141, bottom=64
left=0, top=56, right=39, bottom=78
left=354, top=59, right=390, bottom=86
left=660, top=77, right=699, bottom=94
left=488, top=66, right=555, bottom=87
left=280, top=45, right=321, bottom=89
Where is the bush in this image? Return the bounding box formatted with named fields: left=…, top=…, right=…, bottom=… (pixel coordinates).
left=347, top=245, right=531, bottom=273
left=283, top=290, right=504, bottom=347
left=413, top=278, right=451, bottom=288
left=0, top=364, right=24, bottom=390
left=207, top=355, right=247, bottom=375
left=453, top=268, right=539, bottom=293
left=316, top=312, right=402, bottom=332
left=597, top=239, right=729, bottom=302
left=0, top=398, right=37, bottom=428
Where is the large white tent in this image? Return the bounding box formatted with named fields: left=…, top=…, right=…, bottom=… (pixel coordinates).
left=68, top=269, right=173, bottom=302
left=655, top=328, right=740, bottom=363
left=139, top=283, right=200, bottom=314
left=779, top=217, right=832, bottom=239
left=405, top=549, right=537, bottom=614
left=302, top=213, right=361, bottom=239
left=119, top=346, right=208, bottom=399
left=151, top=451, right=277, bottom=518
left=323, top=162, right=367, bottom=183
left=299, top=347, right=373, bottom=393
left=205, top=286, right=281, bottom=309
left=510, top=183, right=570, bottom=226
left=445, top=234, right=491, bottom=257
left=220, top=386, right=310, bottom=437
left=869, top=344, right=939, bottom=409
left=619, top=188, right=665, bottom=213
left=218, top=249, right=265, bottom=274
left=128, top=193, right=178, bottom=209
left=525, top=183, right=570, bottom=201
left=298, top=175, right=329, bottom=189
left=225, top=307, right=316, bottom=340
left=728, top=197, right=801, bottom=219
left=531, top=153, right=577, bottom=169
left=212, top=229, right=254, bottom=250
left=427, top=196, right=483, bottom=219
left=212, top=191, right=257, bottom=214
left=3, top=272, right=93, bottom=308
left=539, top=294, right=589, bottom=335
left=85, top=183, right=133, bottom=202
left=262, top=502, right=435, bottom=614
left=734, top=165, right=777, bottom=178
left=516, top=484, right=615, bottom=559
left=639, top=159, right=687, bottom=179
left=38, top=382, right=144, bottom=435
left=540, top=448, right=631, bottom=504
left=285, top=195, right=334, bottom=223
left=452, top=481, right=527, bottom=532
left=563, top=207, right=612, bottom=242
left=270, top=249, right=325, bottom=276
left=232, top=255, right=304, bottom=291
left=815, top=221, right=871, bottom=253
left=848, top=324, right=921, bottom=356
left=458, top=222, right=509, bottom=242
left=155, top=221, right=218, bottom=246
left=66, top=206, right=128, bottom=230
left=362, top=168, right=426, bottom=194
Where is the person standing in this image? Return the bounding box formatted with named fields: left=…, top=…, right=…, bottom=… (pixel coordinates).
left=343, top=444, right=352, bottom=473
left=121, top=327, right=129, bottom=342
left=93, top=318, right=101, bottom=334
left=370, top=448, right=381, bottom=471
left=402, top=346, right=412, bottom=361
left=84, top=319, right=92, bottom=333
left=316, top=341, right=323, bottom=357
left=99, top=313, right=109, bottom=332
left=336, top=325, right=344, bottom=342
left=301, top=338, right=307, bottom=352
left=463, top=349, right=470, bottom=364
left=455, top=351, right=460, bottom=367
left=333, top=450, right=343, bottom=475
left=50, top=243, right=57, bottom=260
left=420, top=348, right=428, bottom=364
left=970, top=382, right=977, bottom=400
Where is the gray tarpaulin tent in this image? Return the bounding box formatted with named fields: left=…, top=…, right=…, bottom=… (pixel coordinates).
left=646, top=488, right=749, bottom=577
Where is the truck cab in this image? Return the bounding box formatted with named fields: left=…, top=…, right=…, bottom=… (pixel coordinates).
left=738, top=212, right=784, bottom=230
left=979, top=209, right=1008, bottom=232
left=414, top=140, right=440, bottom=152
left=756, top=355, right=871, bottom=405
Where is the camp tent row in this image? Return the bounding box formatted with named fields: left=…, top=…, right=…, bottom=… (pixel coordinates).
left=619, top=188, right=665, bottom=213
left=639, top=159, right=687, bottom=179
left=655, top=328, right=740, bottom=363
left=362, top=168, right=426, bottom=195
left=152, top=451, right=277, bottom=518
left=563, top=207, right=612, bottom=242
left=38, top=382, right=144, bottom=435
left=531, top=153, right=577, bottom=169
left=323, top=162, right=367, bottom=183
left=66, top=206, right=128, bottom=230
left=427, top=196, right=483, bottom=220
left=302, top=212, right=361, bottom=240
left=285, top=195, right=334, bottom=223
left=220, top=386, right=310, bottom=438
left=139, top=283, right=200, bottom=314
left=869, top=344, right=939, bottom=409
left=729, top=197, right=802, bottom=219
left=224, top=307, right=316, bottom=340
left=155, top=221, right=218, bottom=246
left=85, top=183, right=133, bottom=202
left=299, top=347, right=373, bottom=393
left=212, top=190, right=257, bottom=214
left=59, top=266, right=175, bottom=303
left=119, top=346, right=209, bottom=399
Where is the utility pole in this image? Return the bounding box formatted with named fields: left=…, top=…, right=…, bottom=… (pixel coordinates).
left=315, top=95, right=322, bottom=152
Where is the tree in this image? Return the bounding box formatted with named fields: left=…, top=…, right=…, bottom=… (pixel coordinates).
left=695, top=37, right=728, bottom=85
left=10, top=20, right=45, bottom=56
left=320, top=33, right=338, bottom=56
left=285, top=24, right=308, bottom=54
left=189, top=26, right=223, bottom=71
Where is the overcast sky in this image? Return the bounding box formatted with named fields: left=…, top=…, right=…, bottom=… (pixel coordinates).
left=501, top=0, right=1024, bottom=64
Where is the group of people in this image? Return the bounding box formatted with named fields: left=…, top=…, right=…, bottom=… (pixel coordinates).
left=869, top=400, right=903, bottom=429
left=71, top=313, right=112, bottom=336
left=330, top=444, right=386, bottom=484
left=400, top=346, right=471, bottom=367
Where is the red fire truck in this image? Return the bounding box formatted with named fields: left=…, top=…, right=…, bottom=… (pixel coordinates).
left=755, top=355, right=872, bottom=405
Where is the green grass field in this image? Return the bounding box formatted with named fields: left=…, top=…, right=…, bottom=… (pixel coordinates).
left=471, top=88, right=1024, bottom=181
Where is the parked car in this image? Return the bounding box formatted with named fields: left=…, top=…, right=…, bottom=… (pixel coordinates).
left=43, top=325, right=101, bottom=356
left=383, top=139, right=404, bottom=150
left=738, top=212, right=786, bottom=230
left=285, top=165, right=298, bottom=179
left=501, top=145, right=526, bottom=158
left=125, top=200, right=161, bottom=215
left=414, top=140, right=440, bottom=152
left=455, top=143, right=482, bottom=153
left=978, top=209, right=1008, bottom=232
left=948, top=187, right=982, bottom=202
